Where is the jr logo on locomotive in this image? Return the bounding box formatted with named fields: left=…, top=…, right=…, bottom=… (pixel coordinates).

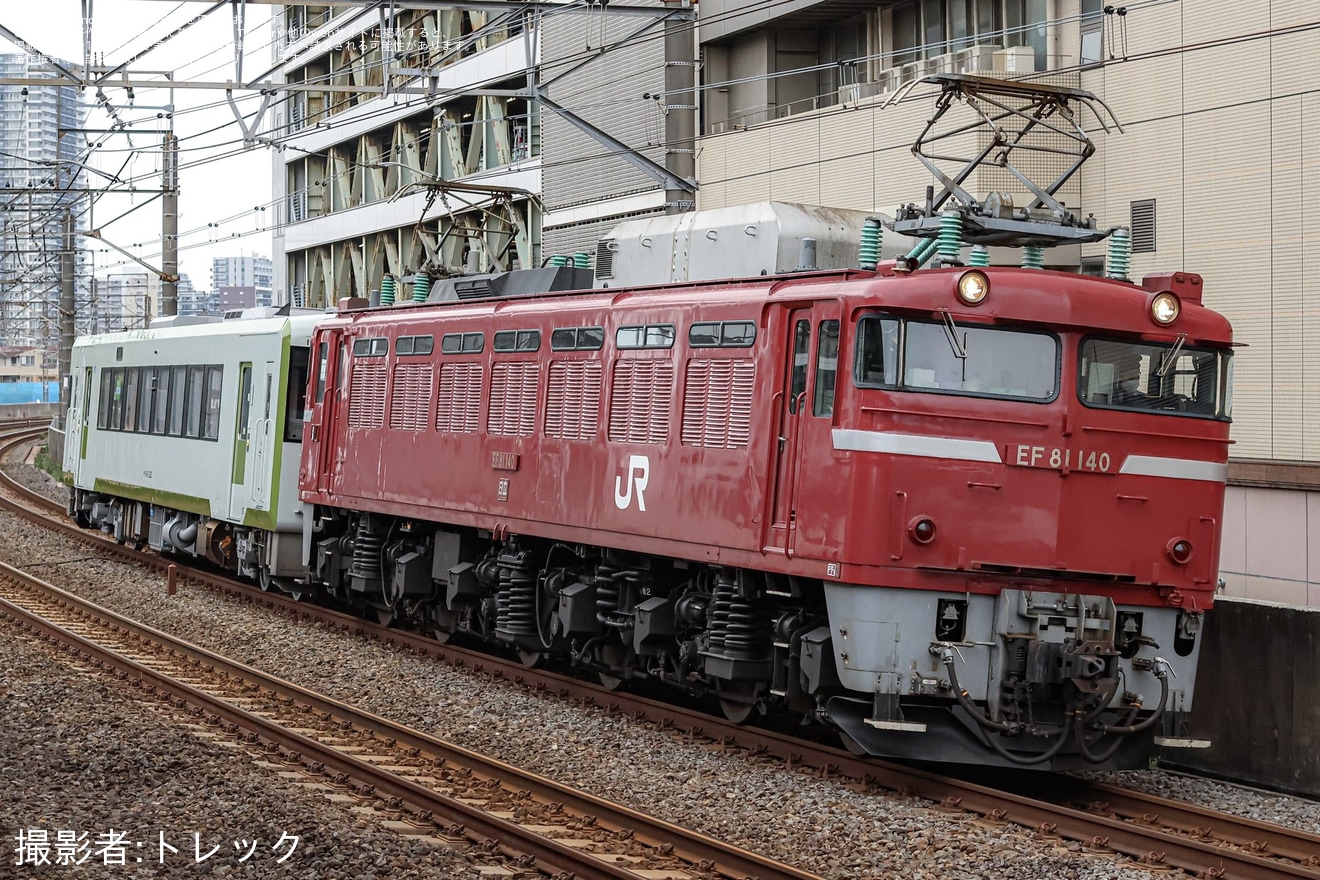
left=613, top=454, right=650, bottom=512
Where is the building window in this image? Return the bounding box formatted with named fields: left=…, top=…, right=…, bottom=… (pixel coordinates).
left=1130, top=199, right=1157, bottom=253
left=1080, top=0, right=1103, bottom=64
left=890, top=0, right=1046, bottom=70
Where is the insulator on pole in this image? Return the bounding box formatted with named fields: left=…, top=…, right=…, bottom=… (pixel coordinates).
left=936, top=209, right=964, bottom=266
left=1107, top=227, right=1132, bottom=281
left=859, top=217, right=883, bottom=270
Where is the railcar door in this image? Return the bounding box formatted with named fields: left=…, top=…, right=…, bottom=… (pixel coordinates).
left=766, top=309, right=813, bottom=554
left=65, top=367, right=90, bottom=475
left=230, top=362, right=254, bottom=517
left=251, top=360, right=276, bottom=509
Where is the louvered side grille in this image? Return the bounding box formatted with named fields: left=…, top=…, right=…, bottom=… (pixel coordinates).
left=389, top=363, right=434, bottom=431
left=436, top=362, right=483, bottom=434
left=546, top=361, right=602, bottom=440
left=681, top=359, right=755, bottom=448
left=608, top=360, right=674, bottom=444
left=348, top=362, right=388, bottom=429
left=489, top=362, right=540, bottom=436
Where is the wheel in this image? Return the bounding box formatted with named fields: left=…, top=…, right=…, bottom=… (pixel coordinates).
left=375, top=607, right=395, bottom=628
left=429, top=608, right=457, bottom=644
left=517, top=649, right=544, bottom=668
left=597, top=671, right=624, bottom=691
left=258, top=567, right=273, bottom=592
left=838, top=730, right=869, bottom=757
left=715, top=681, right=762, bottom=725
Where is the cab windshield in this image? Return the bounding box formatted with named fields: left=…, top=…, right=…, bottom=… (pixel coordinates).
left=1078, top=337, right=1232, bottom=420
left=853, top=314, right=1058, bottom=402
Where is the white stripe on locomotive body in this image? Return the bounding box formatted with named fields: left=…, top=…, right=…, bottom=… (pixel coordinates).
left=1118, top=455, right=1228, bottom=483
left=833, top=428, right=1226, bottom=483
left=831, top=428, right=1004, bottom=463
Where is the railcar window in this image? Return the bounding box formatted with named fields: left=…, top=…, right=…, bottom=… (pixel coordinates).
left=441, top=332, right=484, bottom=354
left=110, top=370, right=124, bottom=429
left=314, top=341, right=328, bottom=404
left=853, top=317, right=900, bottom=385
left=123, top=368, right=139, bottom=432
left=689, top=321, right=757, bottom=348
left=790, top=320, right=810, bottom=412
left=151, top=368, right=169, bottom=434
left=551, top=327, right=605, bottom=351
left=168, top=366, right=187, bottom=435
left=396, top=335, right=434, bottom=356
left=203, top=366, right=224, bottom=440
left=617, top=324, right=676, bottom=349
left=285, top=347, right=310, bottom=443
left=97, top=369, right=112, bottom=429
left=853, top=315, right=1058, bottom=402
left=137, top=370, right=154, bottom=433
left=1078, top=337, right=1232, bottom=419
left=494, top=329, right=542, bottom=352
left=812, top=321, right=840, bottom=417
left=184, top=366, right=205, bottom=438
left=238, top=365, right=253, bottom=441
left=352, top=337, right=388, bottom=357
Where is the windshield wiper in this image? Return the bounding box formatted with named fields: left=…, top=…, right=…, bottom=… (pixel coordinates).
left=940, top=310, right=967, bottom=360
left=1156, top=336, right=1186, bottom=378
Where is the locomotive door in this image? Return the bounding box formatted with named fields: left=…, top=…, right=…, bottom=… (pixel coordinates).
left=306, top=329, right=345, bottom=495
left=767, top=306, right=842, bottom=557
left=766, top=310, right=813, bottom=554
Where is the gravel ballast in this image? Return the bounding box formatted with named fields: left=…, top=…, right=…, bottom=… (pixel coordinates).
left=0, top=617, right=479, bottom=878
left=5, top=460, right=1317, bottom=878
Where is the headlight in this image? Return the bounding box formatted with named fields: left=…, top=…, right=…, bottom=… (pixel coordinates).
left=957, top=270, right=989, bottom=305
left=1150, top=292, right=1180, bottom=325
left=1167, top=538, right=1194, bottom=565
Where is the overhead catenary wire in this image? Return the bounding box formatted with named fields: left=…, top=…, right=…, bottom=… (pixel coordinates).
left=6, top=0, right=1313, bottom=284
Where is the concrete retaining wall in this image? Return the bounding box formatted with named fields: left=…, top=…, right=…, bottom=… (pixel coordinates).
left=1159, top=597, right=1320, bottom=797
left=0, top=402, right=60, bottom=420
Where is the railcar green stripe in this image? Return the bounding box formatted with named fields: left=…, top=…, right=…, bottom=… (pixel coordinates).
left=92, top=478, right=211, bottom=517
left=241, top=507, right=276, bottom=530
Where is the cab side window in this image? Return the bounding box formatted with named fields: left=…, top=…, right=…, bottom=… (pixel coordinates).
left=812, top=320, right=840, bottom=417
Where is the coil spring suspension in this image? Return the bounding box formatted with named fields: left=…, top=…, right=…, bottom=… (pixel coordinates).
left=495, top=550, right=538, bottom=639
left=595, top=562, right=624, bottom=627
left=707, top=572, right=770, bottom=659
left=348, top=521, right=383, bottom=581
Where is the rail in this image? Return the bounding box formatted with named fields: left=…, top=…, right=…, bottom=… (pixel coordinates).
left=3, top=429, right=1318, bottom=880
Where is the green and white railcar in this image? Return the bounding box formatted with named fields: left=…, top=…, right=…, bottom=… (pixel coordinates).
left=63, top=310, right=326, bottom=587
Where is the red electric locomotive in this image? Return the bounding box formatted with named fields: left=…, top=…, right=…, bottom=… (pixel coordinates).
left=298, top=257, right=1230, bottom=769
left=297, top=77, right=1233, bottom=769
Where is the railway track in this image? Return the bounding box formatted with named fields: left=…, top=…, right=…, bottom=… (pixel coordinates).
left=3, top=429, right=1318, bottom=880
left=0, top=558, right=822, bottom=880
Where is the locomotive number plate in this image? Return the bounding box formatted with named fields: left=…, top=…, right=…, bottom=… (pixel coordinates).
left=1007, top=445, right=1115, bottom=474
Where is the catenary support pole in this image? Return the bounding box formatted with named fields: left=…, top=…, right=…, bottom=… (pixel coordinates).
left=59, top=209, right=75, bottom=416
left=663, top=2, right=696, bottom=215
left=161, top=133, right=179, bottom=316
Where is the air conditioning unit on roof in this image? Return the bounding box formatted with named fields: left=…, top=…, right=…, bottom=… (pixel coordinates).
left=994, top=45, right=1036, bottom=73
left=956, top=45, right=998, bottom=74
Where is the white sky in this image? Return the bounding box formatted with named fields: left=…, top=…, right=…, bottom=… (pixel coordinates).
left=2, top=1, right=278, bottom=290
